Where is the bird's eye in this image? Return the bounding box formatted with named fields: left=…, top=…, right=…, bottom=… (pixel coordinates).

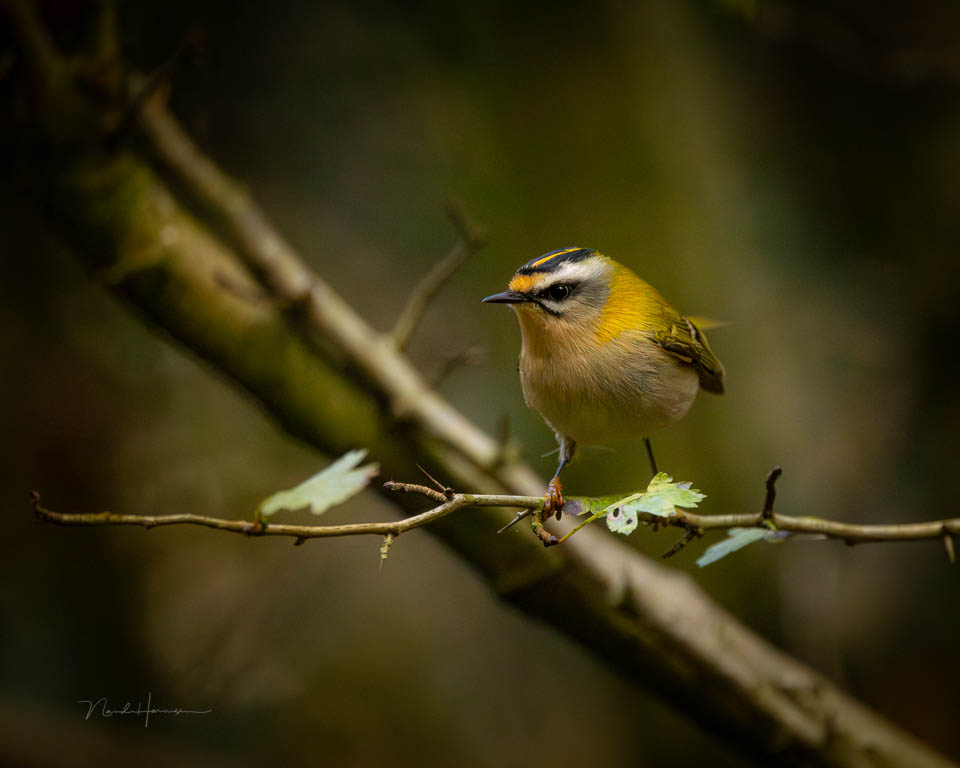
left=546, top=284, right=571, bottom=302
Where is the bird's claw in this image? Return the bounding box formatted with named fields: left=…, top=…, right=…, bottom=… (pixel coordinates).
left=544, top=477, right=564, bottom=521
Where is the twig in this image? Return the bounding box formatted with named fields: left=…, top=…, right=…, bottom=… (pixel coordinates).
left=391, top=201, right=487, bottom=351
left=388, top=481, right=960, bottom=548
left=761, top=465, right=782, bottom=520
left=643, top=437, right=658, bottom=476
left=33, top=481, right=960, bottom=552
left=638, top=506, right=960, bottom=544
left=661, top=528, right=701, bottom=559
left=30, top=488, right=539, bottom=543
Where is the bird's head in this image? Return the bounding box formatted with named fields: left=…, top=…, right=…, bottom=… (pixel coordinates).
left=482, top=248, right=616, bottom=354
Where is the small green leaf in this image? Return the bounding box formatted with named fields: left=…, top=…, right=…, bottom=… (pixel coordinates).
left=259, top=449, right=379, bottom=518
left=636, top=473, right=706, bottom=514
left=696, top=528, right=768, bottom=568
left=602, top=474, right=706, bottom=536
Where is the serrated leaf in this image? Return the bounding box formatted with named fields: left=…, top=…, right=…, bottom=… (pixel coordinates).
left=602, top=474, right=706, bottom=536
left=259, top=449, right=379, bottom=518
left=644, top=472, right=706, bottom=506
left=696, top=527, right=769, bottom=567
left=624, top=474, right=705, bottom=518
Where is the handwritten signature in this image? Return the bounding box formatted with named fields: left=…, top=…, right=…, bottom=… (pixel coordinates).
left=77, top=692, right=212, bottom=727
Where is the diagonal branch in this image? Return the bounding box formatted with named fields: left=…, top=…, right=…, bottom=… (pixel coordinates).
left=139, top=92, right=517, bottom=457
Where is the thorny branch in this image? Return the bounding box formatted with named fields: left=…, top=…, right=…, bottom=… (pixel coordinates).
left=29, top=488, right=539, bottom=556
left=31, top=469, right=960, bottom=563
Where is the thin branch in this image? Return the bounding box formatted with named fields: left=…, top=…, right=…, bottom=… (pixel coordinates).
left=672, top=509, right=960, bottom=544
left=761, top=465, right=782, bottom=520
left=661, top=528, right=701, bottom=559
left=388, top=479, right=960, bottom=549
left=32, top=481, right=960, bottom=551
left=30, top=489, right=541, bottom=543
left=390, top=202, right=487, bottom=350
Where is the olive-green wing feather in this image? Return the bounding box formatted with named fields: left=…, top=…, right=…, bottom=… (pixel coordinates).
left=653, top=317, right=726, bottom=394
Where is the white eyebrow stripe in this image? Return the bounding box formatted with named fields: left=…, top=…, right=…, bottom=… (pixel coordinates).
left=536, top=257, right=609, bottom=287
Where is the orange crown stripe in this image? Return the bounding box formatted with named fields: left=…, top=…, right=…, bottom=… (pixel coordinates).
left=528, top=248, right=581, bottom=269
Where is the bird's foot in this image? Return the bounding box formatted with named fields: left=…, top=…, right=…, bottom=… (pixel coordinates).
left=529, top=515, right=558, bottom=547
left=543, top=477, right=564, bottom=521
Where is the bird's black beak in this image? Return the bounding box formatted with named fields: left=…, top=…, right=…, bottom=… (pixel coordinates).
left=482, top=290, right=528, bottom=304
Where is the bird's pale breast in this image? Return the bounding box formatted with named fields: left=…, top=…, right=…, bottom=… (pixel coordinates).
left=519, top=330, right=699, bottom=445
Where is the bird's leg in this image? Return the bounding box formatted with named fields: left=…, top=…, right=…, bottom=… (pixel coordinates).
left=643, top=437, right=658, bottom=478
left=543, top=436, right=576, bottom=521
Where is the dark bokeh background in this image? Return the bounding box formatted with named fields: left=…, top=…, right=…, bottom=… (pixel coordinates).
left=2, top=1, right=959, bottom=765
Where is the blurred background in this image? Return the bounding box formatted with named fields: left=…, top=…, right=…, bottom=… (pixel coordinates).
left=2, top=0, right=959, bottom=765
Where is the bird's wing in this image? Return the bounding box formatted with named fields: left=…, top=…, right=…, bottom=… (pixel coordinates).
left=653, top=316, right=726, bottom=394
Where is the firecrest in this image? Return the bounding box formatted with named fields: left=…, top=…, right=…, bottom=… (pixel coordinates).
left=483, top=247, right=724, bottom=520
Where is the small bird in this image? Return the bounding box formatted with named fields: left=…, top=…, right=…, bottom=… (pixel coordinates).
left=483, top=247, right=724, bottom=522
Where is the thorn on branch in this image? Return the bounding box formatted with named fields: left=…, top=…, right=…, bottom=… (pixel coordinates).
left=416, top=465, right=453, bottom=498
left=497, top=509, right=531, bottom=534
left=761, top=466, right=783, bottom=521
left=944, top=533, right=956, bottom=564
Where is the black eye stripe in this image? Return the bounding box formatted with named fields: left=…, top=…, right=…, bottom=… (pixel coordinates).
left=538, top=283, right=573, bottom=302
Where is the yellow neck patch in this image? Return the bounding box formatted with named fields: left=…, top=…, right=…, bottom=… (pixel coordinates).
left=594, top=263, right=673, bottom=345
